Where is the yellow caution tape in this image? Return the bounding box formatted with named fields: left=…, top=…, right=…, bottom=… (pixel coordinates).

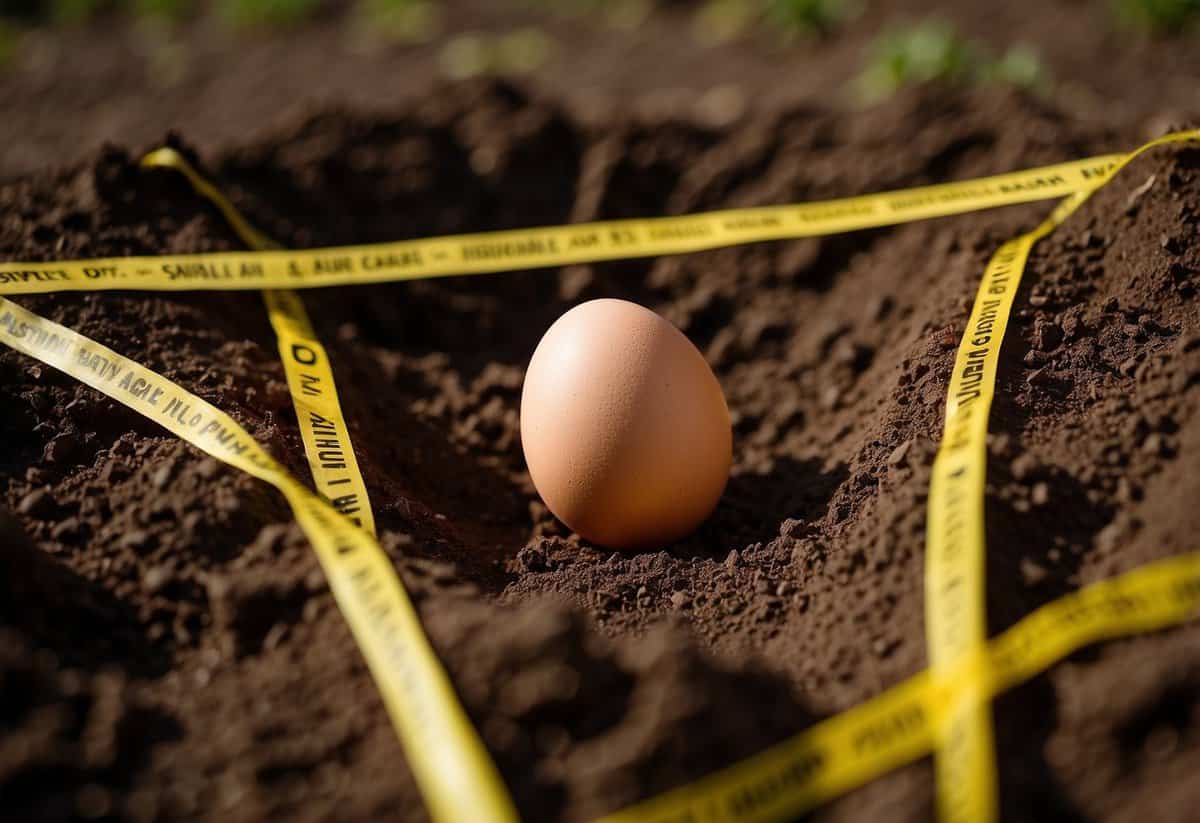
left=2, top=131, right=1196, bottom=823
left=0, top=154, right=1128, bottom=295
left=924, top=127, right=1200, bottom=823
left=262, top=289, right=378, bottom=534
left=597, top=550, right=1200, bottom=823
left=139, top=148, right=378, bottom=536
left=0, top=296, right=519, bottom=822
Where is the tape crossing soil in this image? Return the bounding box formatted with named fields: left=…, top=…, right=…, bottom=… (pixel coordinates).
left=2, top=81, right=1199, bottom=822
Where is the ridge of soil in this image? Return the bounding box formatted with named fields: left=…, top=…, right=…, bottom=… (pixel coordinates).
left=2, top=80, right=1199, bottom=822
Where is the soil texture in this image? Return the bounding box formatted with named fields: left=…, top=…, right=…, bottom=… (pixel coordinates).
left=1, top=77, right=1200, bottom=822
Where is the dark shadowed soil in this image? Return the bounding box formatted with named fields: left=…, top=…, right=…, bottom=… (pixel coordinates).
left=1, top=31, right=1200, bottom=823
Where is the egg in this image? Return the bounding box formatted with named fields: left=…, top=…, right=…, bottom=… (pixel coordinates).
left=520, top=298, right=732, bottom=549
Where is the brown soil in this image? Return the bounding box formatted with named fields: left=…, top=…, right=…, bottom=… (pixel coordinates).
left=3, top=0, right=1200, bottom=181
left=1, top=7, right=1200, bottom=823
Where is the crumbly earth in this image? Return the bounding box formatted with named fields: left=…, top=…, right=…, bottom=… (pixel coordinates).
left=1, top=79, right=1199, bottom=823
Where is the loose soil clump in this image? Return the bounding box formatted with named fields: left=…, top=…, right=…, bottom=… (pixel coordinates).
left=2, top=80, right=1199, bottom=822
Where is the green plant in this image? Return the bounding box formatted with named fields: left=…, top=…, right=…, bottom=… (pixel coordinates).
left=439, top=27, right=554, bottom=78
left=217, top=0, right=322, bottom=28
left=493, top=26, right=552, bottom=72
left=604, top=0, right=649, bottom=29
left=0, top=20, right=19, bottom=67
left=857, top=20, right=1048, bottom=103
left=515, top=0, right=603, bottom=16
left=764, top=0, right=857, bottom=37
left=354, top=0, right=439, bottom=44
left=440, top=31, right=490, bottom=78
left=1112, top=0, right=1200, bottom=33
left=984, top=43, right=1048, bottom=90
left=51, top=0, right=107, bottom=24
left=127, top=0, right=192, bottom=21
left=693, top=0, right=754, bottom=43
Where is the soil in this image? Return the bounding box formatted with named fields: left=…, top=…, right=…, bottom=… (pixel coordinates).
left=3, top=0, right=1200, bottom=180
left=2, top=4, right=1200, bottom=823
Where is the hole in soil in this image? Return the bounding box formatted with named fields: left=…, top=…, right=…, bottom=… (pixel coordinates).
left=992, top=676, right=1089, bottom=823
left=678, top=457, right=849, bottom=557
left=113, top=705, right=185, bottom=776
left=1116, top=674, right=1200, bottom=766
left=1, top=539, right=173, bottom=678
left=983, top=467, right=1111, bottom=636
left=211, top=577, right=310, bottom=660
left=1, top=765, right=87, bottom=818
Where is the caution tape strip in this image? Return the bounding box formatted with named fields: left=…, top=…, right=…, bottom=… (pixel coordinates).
left=3, top=283, right=1197, bottom=823
left=1, top=131, right=1196, bottom=823
left=597, top=550, right=1200, bottom=823
left=0, top=154, right=1129, bottom=295
left=0, top=296, right=519, bottom=822
left=139, top=148, right=378, bottom=537
left=924, top=128, right=1200, bottom=823
left=925, top=192, right=1084, bottom=823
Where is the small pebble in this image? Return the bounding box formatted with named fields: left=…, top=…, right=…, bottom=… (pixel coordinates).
left=152, top=463, right=177, bottom=491
left=1020, top=557, right=1049, bottom=586
left=143, top=566, right=172, bottom=594
left=1024, top=350, right=1050, bottom=368
left=1026, top=366, right=1050, bottom=385
left=51, top=517, right=80, bottom=541
left=1142, top=433, right=1166, bottom=456
left=120, top=530, right=154, bottom=552
left=1095, top=522, right=1125, bottom=553
left=1116, top=477, right=1141, bottom=503
left=1032, top=319, right=1063, bottom=352
left=887, top=440, right=912, bottom=466
left=1031, top=482, right=1050, bottom=506
left=820, top=385, right=841, bottom=410
left=196, top=459, right=221, bottom=479
left=17, top=487, right=56, bottom=517
left=780, top=517, right=807, bottom=538
left=1011, top=454, right=1038, bottom=481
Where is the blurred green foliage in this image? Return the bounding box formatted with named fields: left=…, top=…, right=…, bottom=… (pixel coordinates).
left=764, top=0, right=858, bottom=37
left=515, top=0, right=648, bottom=29
left=695, top=0, right=858, bottom=44
left=515, top=0, right=603, bottom=16
left=440, top=26, right=553, bottom=78
left=858, top=20, right=1048, bottom=102
left=354, top=0, right=439, bottom=44
left=216, top=0, right=322, bottom=28
left=693, top=0, right=756, bottom=43
left=51, top=0, right=105, bottom=24
left=0, top=19, right=18, bottom=66
left=983, top=43, right=1045, bottom=88
left=130, top=0, right=191, bottom=20
left=1112, top=0, right=1200, bottom=33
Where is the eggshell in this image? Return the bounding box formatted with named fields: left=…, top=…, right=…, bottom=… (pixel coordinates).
left=520, top=298, right=732, bottom=549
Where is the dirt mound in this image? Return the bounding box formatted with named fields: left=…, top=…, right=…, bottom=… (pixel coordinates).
left=1, top=80, right=1198, bottom=821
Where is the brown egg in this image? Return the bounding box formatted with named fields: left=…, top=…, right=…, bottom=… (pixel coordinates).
left=520, top=299, right=732, bottom=549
